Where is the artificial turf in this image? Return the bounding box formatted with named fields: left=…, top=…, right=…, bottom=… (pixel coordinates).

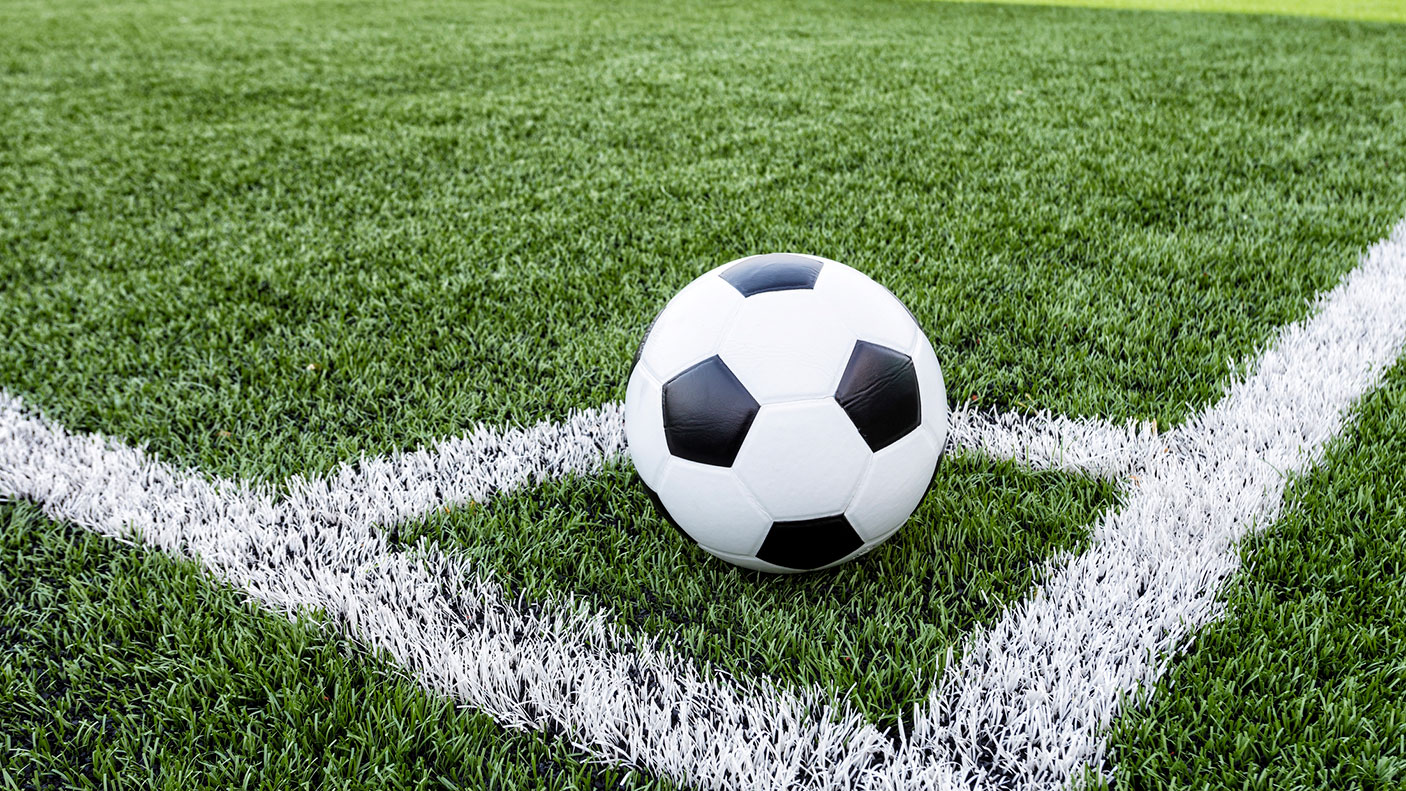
left=1104, top=363, right=1406, bottom=790
left=0, top=501, right=674, bottom=791
left=3, top=0, right=1406, bottom=787
left=943, top=0, right=1406, bottom=24
left=397, top=456, right=1115, bottom=726
left=2, top=0, right=1405, bottom=482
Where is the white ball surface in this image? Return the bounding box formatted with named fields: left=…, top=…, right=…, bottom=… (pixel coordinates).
left=625, top=253, right=946, bottom=573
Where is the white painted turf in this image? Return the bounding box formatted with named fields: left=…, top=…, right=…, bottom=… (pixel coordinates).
left=2, top=220, right=1405, bottom=789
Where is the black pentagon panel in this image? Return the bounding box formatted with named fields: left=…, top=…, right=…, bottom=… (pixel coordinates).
left=720, top=254, right=824, bottom=297
left=663, top=355, right=759, bottom=467
left=641, top=481, right=696, bottom=545
left=757, top=515, right=864, bottom=571
left=835, top=340, right=921, bottom=452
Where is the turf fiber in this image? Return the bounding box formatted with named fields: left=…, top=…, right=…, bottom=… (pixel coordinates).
left=2, top=0, right=1405, bottom=482
left=0, top=501, right=675, bottom=791
left=1104, top=362, right=1406, bottom=790
left=396, top=457, right=1115, bottom=726
left=2, top=0, right=1406, bottom=787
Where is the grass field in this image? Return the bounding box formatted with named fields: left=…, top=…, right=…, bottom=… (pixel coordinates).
left=0, top=501, right=674, bottom=791
left=947, top=0, right=1406, bottom=23
left=1106, top=363, right=1406, bottom=789
left=2, top=0, right=1405, bottom=788
left=4, top=0, right=1405, bottom=483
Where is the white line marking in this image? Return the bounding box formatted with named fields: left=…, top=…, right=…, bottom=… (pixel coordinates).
left=0, top=390, right=897, bottom=789
left=946, top=408, right=1164, bottom=480
left=902, top=219, right=1406, bottom=788
left=0, top=220, right=1402, bottom=789
left=281, top=402, right=627, bottom=534
left=283, top=404, right=1155, bottom=533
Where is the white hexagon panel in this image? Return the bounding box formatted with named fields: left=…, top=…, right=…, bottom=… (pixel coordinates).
left=636, top=273, right=744, bottom=382
left=845, top=427, right=941, bottom=543
left=652, top=459, right=772, bottom=557
left=812, top=260, right=919, bottom=353
left=731, top=399, right=871, bottom=522
left=910, top=329, right=949, bottom=452
left=718, top=290, right=858, bottom=405
left=622, top=365, right=670, bottom=489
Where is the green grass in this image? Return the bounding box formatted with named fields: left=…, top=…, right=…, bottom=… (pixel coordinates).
left=4, top=0, right=1406, bottom=787
left=0, top=501, right=674, bottom=791
left=398, top=456, right=1115, bottom=726
left=944, top=0, right=1406, bottom=24
left=1104, top=363, right=1406, bottom=789
left=2, top=0, right=1405, bottom=482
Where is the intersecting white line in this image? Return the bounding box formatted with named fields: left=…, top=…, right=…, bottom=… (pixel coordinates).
left=901, top=219, right=1406, bottom=789
left=0, top=389, right=894, bottom=788
left=1, top=219, right=1404, bottom=790
left=0, top=396, right=1134, bottom=791
left=277, top=401, right=1153, bottom=533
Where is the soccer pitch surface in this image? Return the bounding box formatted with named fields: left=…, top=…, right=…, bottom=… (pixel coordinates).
left=2, top=0, right=1405, bottom=788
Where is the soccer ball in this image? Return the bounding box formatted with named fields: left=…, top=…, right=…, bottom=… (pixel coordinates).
left=625, top=253, right=947, bottom=573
